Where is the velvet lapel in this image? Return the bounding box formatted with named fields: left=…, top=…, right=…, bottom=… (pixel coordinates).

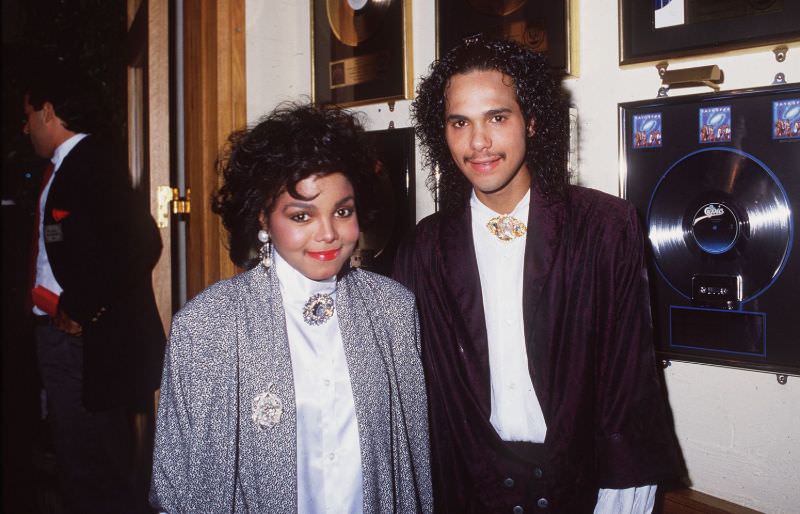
left=522, top=187, right=566, bottom=416
left=235, top=266, right=297, bottom=511
left=439, top=205, right=491, bottom=411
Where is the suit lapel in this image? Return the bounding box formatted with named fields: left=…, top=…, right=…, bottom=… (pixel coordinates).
left=522, top=188, right=564, bottom=335
left=438, top=205, right=492, bottom=410
left=336, top=272, right=390, bottom=509
left=43, top=135, right=87, bottom=220
left=235, top=266, right=297, bottom=510
left=522, top=187, right=566, bottom=413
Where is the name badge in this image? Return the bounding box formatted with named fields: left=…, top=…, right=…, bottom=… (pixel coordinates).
left=44, top=224, right=64, bottom=243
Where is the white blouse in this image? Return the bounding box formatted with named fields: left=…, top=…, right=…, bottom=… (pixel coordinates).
left=274, top=251, right=363, bottom=514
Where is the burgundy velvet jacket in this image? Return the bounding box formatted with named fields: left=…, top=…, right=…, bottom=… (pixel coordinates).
left=394, top=185, right=684, bottom=513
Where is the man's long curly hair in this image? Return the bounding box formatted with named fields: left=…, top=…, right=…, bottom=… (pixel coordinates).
left=212, top=102, right=377, bottom=270
left=411, top=35, right=570, bottom=213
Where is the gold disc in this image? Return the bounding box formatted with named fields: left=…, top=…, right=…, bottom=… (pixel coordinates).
left=327, top=0, right=393, bottom=47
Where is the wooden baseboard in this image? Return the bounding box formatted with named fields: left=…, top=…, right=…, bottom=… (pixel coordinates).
left=663, top=488, right=764, bottom=514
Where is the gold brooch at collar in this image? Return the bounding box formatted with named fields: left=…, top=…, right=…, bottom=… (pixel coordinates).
left=486, top=214, right=527, bottom=241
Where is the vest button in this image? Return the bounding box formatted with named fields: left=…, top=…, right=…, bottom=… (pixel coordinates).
left=537, top=497, right=549, bottom=509
left=533, top=467, right=543, bottom=478
left=512, top=506, right=524, bottom=514
left=503, top=477, right=515, bottom=488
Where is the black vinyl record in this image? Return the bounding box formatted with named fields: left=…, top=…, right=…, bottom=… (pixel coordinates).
left=621, top=83, right=800, bottom=374
left=647, top=147, right=792, bottom=302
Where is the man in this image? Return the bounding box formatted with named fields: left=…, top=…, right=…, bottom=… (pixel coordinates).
left=24, top=69, right=165, bottom=513
left=394, top=36, right=684, bottom=513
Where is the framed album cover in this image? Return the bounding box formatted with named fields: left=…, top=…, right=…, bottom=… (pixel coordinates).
left=311, top=0, right=413, bottom=107
left=620, top=0, right=800, bottom=65
left=437, top=0, right=577, bottom=76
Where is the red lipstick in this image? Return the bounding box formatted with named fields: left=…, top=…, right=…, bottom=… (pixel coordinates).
left=307, top=249, right=340, bottom=261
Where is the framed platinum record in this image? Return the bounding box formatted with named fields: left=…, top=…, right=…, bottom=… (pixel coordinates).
left=620, top=83, right=800, bottom=375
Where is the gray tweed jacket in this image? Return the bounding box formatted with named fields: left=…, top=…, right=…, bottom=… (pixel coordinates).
left=150, top=265, right=432, bottom=513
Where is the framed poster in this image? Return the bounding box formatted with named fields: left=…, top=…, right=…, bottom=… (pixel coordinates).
left=620, top=0, right=800, bottom=65
left=350, top=127, right=416, bottom=276
left=311, top=0, right=413, bottom=107
left=437, top=0, right=576, bottom=76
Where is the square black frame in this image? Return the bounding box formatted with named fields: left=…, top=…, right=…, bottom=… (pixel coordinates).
left=619, top=83, right=800, bottom=375
left=351, top=127, right=416, bottom=277
left=619, top=0, right=800, bottom=65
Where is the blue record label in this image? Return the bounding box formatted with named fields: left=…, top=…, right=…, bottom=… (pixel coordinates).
left=698, top=106, right=731, bottom=144
left=773, top=99, right=800, bottom=140
left=633, top=113, right=662, bottom=148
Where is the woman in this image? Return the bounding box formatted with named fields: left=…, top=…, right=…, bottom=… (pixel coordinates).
left=150, top=103, right=432, bottom=513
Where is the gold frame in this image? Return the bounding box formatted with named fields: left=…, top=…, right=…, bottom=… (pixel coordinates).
left=310, top=0, right=414, bottom=107
left=434, top=0, right=579, bottom=77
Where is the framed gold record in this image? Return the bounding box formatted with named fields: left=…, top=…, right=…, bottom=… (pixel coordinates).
left=437, top=0, right=578, bottom=76
left=311, top=0, right=413, bottom=107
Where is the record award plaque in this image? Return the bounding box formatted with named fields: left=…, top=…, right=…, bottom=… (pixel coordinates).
left=312, top=0, right=412, bottom=107
left=620, top=83, right=800, bottom=375
left=437, top=0, right=573, bottom=75
left=350, top=127, right=416, bottom=276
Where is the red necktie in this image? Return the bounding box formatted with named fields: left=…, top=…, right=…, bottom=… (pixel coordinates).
left=29, top=162, right=56, bottom=298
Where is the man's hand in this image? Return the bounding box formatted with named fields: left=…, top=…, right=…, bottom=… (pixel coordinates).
left=53, top=305, right=83, bottom=337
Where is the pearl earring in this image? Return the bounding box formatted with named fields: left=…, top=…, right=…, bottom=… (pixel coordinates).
left=257, top=229, right=272, bottom=268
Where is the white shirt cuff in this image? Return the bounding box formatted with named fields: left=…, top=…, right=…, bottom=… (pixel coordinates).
left=594, top=485, right=656, bottom=514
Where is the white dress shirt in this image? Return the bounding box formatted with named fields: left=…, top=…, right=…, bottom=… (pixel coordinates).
left=471, top=190, right=547, bottom=442
left=470, top=190, right=656, bottom=514
left=274, top=251, right=363, bottom=514
left=33, top=133, right=87, bottom=315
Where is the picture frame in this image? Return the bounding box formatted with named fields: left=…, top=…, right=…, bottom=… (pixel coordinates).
left=350, top=127, right=416, bottom=276
left=437, top=0, right=578, bottom=76
left=311, top=0, right=413, bottom=107
left=619, top=0, right=800, bottom=65
left=618, top=83, right=800, bottom=375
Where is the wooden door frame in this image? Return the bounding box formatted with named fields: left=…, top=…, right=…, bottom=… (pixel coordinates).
left=127, top=0, right=172, bottom=332
left=183, top=0, right=246, bottom=297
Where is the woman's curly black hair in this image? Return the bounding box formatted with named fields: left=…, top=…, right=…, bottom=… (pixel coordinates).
left=212, top=102, right=377, bottom=269
left=411, top=35, right=570, bottom=213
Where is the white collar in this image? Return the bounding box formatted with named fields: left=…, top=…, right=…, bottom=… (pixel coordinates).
left=470, top=188, right=531, bottom=222
left=51, top=133, right=88, bottom=171
left=273, top=249, right=337, bottom=305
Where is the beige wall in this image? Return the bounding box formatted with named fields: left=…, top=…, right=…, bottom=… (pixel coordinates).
left=246, top=1, right=800, bottom=512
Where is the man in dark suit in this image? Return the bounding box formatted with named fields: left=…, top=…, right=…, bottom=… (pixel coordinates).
left=394, top=36, right=684, bottom=513
left=24, top=69, right=165, bottom=513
